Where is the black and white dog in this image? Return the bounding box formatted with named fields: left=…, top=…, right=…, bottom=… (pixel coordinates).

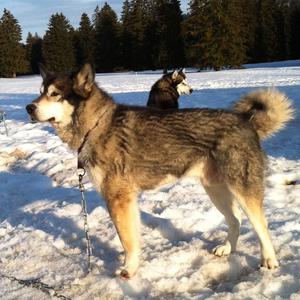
left=147, top=69, right=193, bottom=109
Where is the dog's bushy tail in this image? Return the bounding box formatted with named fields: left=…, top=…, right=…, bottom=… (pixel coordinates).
left=233, top=88, right=294, bottom=140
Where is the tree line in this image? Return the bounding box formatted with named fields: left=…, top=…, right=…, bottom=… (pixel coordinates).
left=0, top=0, right=300, bottom=77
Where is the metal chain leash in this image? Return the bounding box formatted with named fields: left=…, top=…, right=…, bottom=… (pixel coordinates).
left=0, top=273, right=70, bottom=299
left=78, top=168, right=93, bottom=272
left=0, top=169, right=92, bottom=298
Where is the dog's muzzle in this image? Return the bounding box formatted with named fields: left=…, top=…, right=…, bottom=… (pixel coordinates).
left=26, top=104, right=37, bottom=115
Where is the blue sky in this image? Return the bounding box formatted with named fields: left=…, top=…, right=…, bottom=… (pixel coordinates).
left=1, top=0, right=188, bottom=41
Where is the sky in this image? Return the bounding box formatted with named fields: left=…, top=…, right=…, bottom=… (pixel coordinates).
left=0, top=0, right=188, bottom=41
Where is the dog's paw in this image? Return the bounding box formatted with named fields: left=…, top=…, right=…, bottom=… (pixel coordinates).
left=115, top=268, right=133, bottom=280
left=115, top=252, right=139, bottom=279
left=213, top=244, right=231, bottom=256
left=260, top=257, right=279, bottom=269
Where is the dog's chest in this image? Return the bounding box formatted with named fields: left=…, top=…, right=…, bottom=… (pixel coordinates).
left=78, top=147, right=105, bottom=192
left=86, top=165, right=105, bottom=192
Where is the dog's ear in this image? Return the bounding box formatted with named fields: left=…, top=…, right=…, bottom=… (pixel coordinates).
left=171, top=70, right=178, bottom=80
left=38, top=63, right=51, bottom=81
left=73, top=63, right=95, bottom=97
left=179, top=68, right=186, bottom=74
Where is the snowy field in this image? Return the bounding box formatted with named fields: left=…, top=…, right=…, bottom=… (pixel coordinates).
left=0, top=61, right=299, bottom=299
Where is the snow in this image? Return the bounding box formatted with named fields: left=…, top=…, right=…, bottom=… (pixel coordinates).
left=0, top=60, right=300, bottom=299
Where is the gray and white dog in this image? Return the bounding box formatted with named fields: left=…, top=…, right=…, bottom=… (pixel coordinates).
left=26, top=63, right=294, bottom=279
left=147, top=69, right=193, bottom=109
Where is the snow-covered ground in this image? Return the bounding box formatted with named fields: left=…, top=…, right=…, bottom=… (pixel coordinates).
left=0, top=61, right=299, bottom=299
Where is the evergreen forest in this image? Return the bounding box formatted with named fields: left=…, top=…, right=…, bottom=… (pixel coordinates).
left=0, top=0, right=300, bottom=77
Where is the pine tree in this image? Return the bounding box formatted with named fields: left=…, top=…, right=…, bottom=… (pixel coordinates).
left=182, top=0, right=207, bottom=68
left=224, top=0, right=248, bottom=68
left=289, top=0, right=300, bottom=59
left=126, top=0, right=148, bottom=69
left=120, top=0, right=165, bottom=70
left=240, top=0, right=258, bottom=62
left=93, top=3, right=120, bottom=72
left=26, top=32, right=43, bottom=74
left=154, top=0, right=185, bottom=70
left=120, top=0, right=133, bottom=69
left=43, top=13, right=75, bottom=72
left=274, top=0, right=290, bottom=61
left=0, top=9, right=28, bottom=77
left=254, top=0, right=280, bottom=62
left=183, top=0, right=248, bottom=70
left=203, top=0, right=228, bottom=70
left=74, top=13, right=95, bottom=66
left=121, top=0, right=186, bottom=70
left=141, top=0, right=158, bottom=70
left=142, top=15, right=158, bottom=70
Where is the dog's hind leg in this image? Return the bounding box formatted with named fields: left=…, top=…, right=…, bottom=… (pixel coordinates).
left=230, top=188, right=279, bottom=269
left=202, top=183, right=242, bottom=256
left=212, top=130, right=278, bottom=269
left=104, top=181, right=140, bottom=279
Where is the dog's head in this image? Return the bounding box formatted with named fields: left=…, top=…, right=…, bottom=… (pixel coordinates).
left=26, top=63, right=95, bottom=126
left=171, top=69, right=193, bottom=95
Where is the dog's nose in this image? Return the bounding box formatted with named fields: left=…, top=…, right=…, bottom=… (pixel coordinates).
left=190, top=88, right=193, bottom=93
left=26, top=104, right=37, bottom=114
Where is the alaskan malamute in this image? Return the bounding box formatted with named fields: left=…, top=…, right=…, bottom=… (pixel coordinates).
left=147, top=69, right=192, bottom=109
left=26, top=63, right=294, bottom=279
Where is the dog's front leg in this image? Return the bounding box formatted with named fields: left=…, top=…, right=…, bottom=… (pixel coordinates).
left=104, top=182, right=140, bottom=279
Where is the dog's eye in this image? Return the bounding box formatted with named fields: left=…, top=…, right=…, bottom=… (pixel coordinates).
left=51, top=91, right=60, bottom=97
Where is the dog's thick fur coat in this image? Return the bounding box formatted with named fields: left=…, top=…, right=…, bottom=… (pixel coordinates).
left=26, top=64, right=294, bottom=279
left=146, top=69, right=192, bottom=109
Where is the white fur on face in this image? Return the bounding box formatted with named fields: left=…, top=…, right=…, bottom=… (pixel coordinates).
left=35, top=101, right=65, bottom=122
left=34, top=84, right=74, bottom=124
left=176, top=79, right=192, bottom=95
